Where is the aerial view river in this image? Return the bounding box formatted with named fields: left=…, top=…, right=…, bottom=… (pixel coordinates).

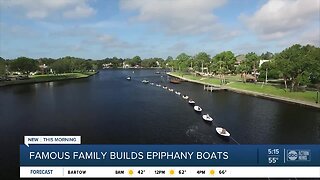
left=0, top=69, right=319, bottom=178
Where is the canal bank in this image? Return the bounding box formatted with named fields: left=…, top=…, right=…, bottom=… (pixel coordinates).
left=0, top=71, right=98, bottom=87
left=167, top=72, right=320, bottom=109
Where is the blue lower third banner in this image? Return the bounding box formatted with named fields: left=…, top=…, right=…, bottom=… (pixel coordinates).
left=20, top=144, right=319, bottom=166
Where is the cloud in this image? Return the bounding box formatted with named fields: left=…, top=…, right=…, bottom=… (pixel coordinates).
left=233, top=42, right=269, bottom=55
left=88, top=34, right=138, bottom=49
left=63, top=4, right=95, bottom=19
left=120, top=0, right=227, bottom=35
left=241, top=0, right=320, bottom=40
left=0, top=0, right=95, bottom=19
left=169, top=42, right=188, bottom=52
left=0, top=22, right=39, bottom=38
left=299, top=28, right=320, bottom=46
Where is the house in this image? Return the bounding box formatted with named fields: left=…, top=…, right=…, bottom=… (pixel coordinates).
left=122, top=62, right=130, bottom=68
left=102, top=63, right=113, bottom=69
left=235, top=54, right=246, bottom=66
left=39, top=64, right=48, bottom=74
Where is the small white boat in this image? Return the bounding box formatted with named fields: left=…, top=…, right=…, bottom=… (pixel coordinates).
left=216, top=127, right=230, bottom=137
left=142, top=80, right=149, bottom=84
left=193, top=105, right=202, bottom=112
left=188, top=100, right=195, bottom=104
left=126, top=76, right=131, bottom=80
left=202, top=114, right=213, bottom=122
left=182, top=95, right=189, bottom=99
left=156, top=84, right=161, bottom=87
left=163, top=86, right=168, bottom=89
left=175, top=91, right=181, bottom=95
left=168, top=88, right=174, bottom=92
left=150, top=82, right=154, bottom=85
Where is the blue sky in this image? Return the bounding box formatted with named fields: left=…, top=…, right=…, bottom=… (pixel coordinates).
left=0, top=0, right=319, bottom=59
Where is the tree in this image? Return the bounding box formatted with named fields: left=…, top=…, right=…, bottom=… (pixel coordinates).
left=258, top=60, right=280, bottom=82
left=10, top=57, right=38, bottom=75
left=275, top=44, right=319, bottom=91
left=245, top=52, right=259, bottom=81
left=194, top=52, right=210, bottom=72
left=175, top=53, right=191, bottom=71
left=236, top=63, right=250, bottom=83
left=130, top=56, right=142, bottom=66
left=0, top=58, right=6, bottom=77
left=260, top=51, right=274, bottom=60
left=215, top=60, right=228, bottom=84
left=166, top=56, right=173, bottom=61
left=213, top=51, right=236, bottom=74
left=141, top=58, right=158, bottom=67
left=51, top=59, right=70, bottom=74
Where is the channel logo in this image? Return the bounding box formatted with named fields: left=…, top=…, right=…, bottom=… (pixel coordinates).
left=287, top=150, right=311, bottom=162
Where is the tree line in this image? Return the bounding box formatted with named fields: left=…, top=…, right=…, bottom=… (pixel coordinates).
left=165, top=44, right=319, bottom=91
left=0, top=44, right=319, bottom=90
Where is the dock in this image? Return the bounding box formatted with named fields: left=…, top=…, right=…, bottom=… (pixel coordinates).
left=203, top=85, right=227, bottom=92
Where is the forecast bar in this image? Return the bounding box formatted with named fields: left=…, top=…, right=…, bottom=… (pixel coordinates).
left=20, top=166, right=320, bottom=178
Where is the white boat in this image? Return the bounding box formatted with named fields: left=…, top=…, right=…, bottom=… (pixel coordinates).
left=216, top=127, right=230, bottom=137
left=150, top=82, right=154, bottom=85
left=182, top=95, right=189, bottom=99
left=188, top=100, right=195, bottom=104
left=202, top=114, right=213, bottom=122
left=126, top=76, right=131, bottom=80
left=168, top=88, right=174, bottom=92
left=163, top=86, right=168, bottom=89
left=175, top=91, right=181, bottom=95
left=193, top=105, right=202, bottom=112
left=142, top=80, right=149, bottom=84
left=156, top=84, right=161, bottom=87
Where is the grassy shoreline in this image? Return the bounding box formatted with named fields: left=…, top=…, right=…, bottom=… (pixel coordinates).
left=0, top=71, right=98, bottom=87
left=168, top=72, right=320, bottom=109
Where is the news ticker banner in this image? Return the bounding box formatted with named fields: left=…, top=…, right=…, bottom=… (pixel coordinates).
left=20, top=136, right=320, bottom=178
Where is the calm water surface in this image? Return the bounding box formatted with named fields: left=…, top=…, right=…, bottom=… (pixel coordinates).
left=0, top=69, right=319, bottom=178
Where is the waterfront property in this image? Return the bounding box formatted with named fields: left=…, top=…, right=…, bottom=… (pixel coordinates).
left=1, top=69, right=319, bottom=145
left=0, top=72, right=97, bottom=87
left=168, top=72, right=320, bottom=109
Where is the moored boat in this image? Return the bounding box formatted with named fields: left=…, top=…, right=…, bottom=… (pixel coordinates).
left=188, top=99, right=195, bottom=105
left=163, top=86, right=168, bottom=89
left=202, top=114, right=213, bottom=122
left=182, top=95, right=189, bottom=99
left=150, top=82, right=154, bottom=85
left=175, top=91, right=181, bottom=95
left=193, top=105, right=202, bottom=112
left=216, top=127, right=230, bottom=137
left=142, top=80, right=149, bottom=84
left=168, top=88, right=174, bottom=92
left=126, top=76, right=131, bottom=80
left=170, top=78, right=181, bottom=84
left=156, top=84, right=161, bottom=87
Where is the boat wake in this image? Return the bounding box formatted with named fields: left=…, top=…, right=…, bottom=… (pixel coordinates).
left=185, top=125, right=215, bottom=143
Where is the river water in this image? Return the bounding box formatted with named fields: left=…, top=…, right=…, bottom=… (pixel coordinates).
left=0, top=69, right=319, bottom=178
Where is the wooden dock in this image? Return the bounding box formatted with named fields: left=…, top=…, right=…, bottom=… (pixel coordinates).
left=203, top=85, right=227, bottom=92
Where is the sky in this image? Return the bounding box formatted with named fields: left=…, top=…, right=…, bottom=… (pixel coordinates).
left=0, top=0, right=319, bottom=59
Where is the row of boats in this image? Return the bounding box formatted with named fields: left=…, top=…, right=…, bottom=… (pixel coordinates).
left=127, top=76, right=230, bottom=137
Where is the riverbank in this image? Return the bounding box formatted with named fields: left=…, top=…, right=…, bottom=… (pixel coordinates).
left=0, top=71, right=98, bottom=87
left=168, top=72, right=320, bottom=109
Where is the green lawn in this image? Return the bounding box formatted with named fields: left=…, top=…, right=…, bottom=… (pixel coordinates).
left=170, top=72, right=319, bottom=104
left=228, top=82, right=317, bottom=103
left=31, top=73, right=87, bottom=79
left=0, top=72, right=97, bottom=86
